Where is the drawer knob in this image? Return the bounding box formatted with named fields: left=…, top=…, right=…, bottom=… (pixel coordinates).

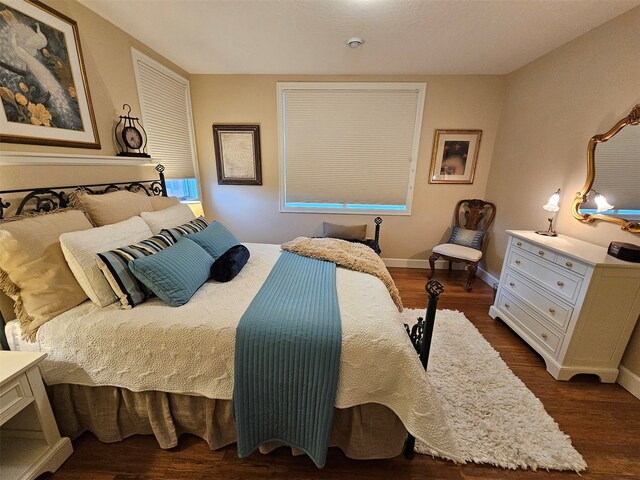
left=515, top=260, right=521, bottom=265
left=504, top=303, right=510, bottom=308
left=548, top=308, right=555, bottom=313
left=538, top=250, right=544, bottom=256
left=516, top=241, right=522, bottom=246
left=557, top=281, right=564, bottom=287
left=541, top=333, right=548, bottom=340
left=565, top=261, right=573, bottom=267
left=509, top=282, right=515, bottom=287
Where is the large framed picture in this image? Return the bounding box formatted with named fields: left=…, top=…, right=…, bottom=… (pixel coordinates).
left=429, top=130, right=482, bottom=184
left=0, top=0, right=100, bottom=148
left=213, top=124, right=262, bottom=185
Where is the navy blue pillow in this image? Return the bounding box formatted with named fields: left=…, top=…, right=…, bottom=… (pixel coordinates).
left=129, top=239, right=213, bottom=307
left=211, top=245, right=250, bottom=282
left=447, top=226, right=485, bottom=250
left=184, top=221, right=240, bottom=261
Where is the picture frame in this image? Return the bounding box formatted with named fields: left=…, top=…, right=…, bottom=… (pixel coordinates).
left=213, top=124, right=262, bottom=185
left=0, top=0, right=100, bottom=149
left=429, top=130, right=482, bottom=184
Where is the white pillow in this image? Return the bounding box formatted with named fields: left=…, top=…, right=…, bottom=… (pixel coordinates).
left=140, top=203, right=196, bottom=235
left=60, top=216, right=153, bottom=307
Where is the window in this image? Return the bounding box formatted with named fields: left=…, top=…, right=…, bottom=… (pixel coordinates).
left=277, top=82, right=426, bottom=215
left=131, top=49, right=200, bottom=201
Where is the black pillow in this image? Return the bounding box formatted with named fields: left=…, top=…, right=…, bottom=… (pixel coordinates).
left=211, top=244, right=250, bottom=282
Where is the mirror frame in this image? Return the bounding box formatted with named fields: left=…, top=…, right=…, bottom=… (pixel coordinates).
left=572, top=104, right=640, bottom=233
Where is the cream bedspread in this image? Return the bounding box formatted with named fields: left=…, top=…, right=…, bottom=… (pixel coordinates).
left=36, top=243, right=462, bottom=462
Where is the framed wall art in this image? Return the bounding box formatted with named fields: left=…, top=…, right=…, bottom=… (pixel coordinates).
left=213, top=124, right=262, bottom=185
left=0, top=0, right=100, bottom=148
left=429, top=129, right=482, bottom=184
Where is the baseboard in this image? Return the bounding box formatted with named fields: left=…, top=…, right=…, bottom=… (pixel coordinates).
left=617, top=365, right=640, bottom=400
left=477, top=268, right=499, bottom=288
left=382, top=258, right=465, bottom=270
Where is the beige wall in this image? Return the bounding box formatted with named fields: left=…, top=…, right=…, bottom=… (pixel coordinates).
left=0, top=0, right=188, bottom=188
left=484, top=7, right=640, bottom=376
left=190, top=75, right=506, bottom=261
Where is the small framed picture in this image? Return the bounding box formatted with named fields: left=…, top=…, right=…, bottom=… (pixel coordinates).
left=213, top=124, right=262, bottom=185
left=429, top=130, right=482, bottom=184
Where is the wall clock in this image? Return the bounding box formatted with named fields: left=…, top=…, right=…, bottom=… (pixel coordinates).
left=114, top=104, right=150, bottom=157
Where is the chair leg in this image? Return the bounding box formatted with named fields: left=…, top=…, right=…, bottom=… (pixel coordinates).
left=448, top=261, right=453, bottom=272
left=466, top=263, right=477, bottom=292
left=428, top=253, right=438, bottom=279
left=404, top=434, right=416, bottom=459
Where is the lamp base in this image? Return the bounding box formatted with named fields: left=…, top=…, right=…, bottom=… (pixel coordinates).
left=536, top=230, right=558, bottom=237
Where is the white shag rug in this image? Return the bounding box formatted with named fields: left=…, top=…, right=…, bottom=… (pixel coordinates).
left=406, top=308, right=587, bottom=472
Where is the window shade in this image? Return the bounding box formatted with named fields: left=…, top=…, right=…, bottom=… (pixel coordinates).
left=279, top=83, right=425, bottom=214
left=132, top=50, right=197, bottom=180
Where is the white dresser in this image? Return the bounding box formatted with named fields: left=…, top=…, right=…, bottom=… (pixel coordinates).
left=489, top=230, right=640, bottom=382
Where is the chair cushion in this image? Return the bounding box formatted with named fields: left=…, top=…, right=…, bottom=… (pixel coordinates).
left=447, top=226, right=485, bottom=250
left=432, top=243, right=483, bottom=262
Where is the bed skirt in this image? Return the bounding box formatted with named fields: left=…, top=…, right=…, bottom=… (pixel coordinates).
left=49, top=384, right=408, bottom=460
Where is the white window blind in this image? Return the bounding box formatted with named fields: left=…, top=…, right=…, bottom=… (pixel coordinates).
left=277, top=82, right=425, bottom=215
left=132, top=49, right=198, bottom=180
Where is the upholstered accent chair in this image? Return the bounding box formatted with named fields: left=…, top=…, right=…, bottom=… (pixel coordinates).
left=429, top=199, right=496, bottom=291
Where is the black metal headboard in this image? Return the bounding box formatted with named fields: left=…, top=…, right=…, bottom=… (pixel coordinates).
left=0, top=164, right=167, bottom=220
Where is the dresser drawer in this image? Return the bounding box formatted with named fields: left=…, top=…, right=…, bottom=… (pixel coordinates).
left=497, top=291, right=563, bottom=355
left=511, top=236, right=531, bottom=252
left=554, top=253, right=588, bottom=276
left=508, top=250, right=582, bottom=303
left=503, top=269, right=573, bottom=332
left=0, top=374, right=33, bottom=424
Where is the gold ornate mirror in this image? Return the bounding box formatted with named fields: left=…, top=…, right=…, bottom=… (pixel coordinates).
left=572, top=104, right=640, bottom=233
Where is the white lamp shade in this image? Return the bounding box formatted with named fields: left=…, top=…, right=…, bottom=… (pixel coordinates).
left=594, top=193, right=615, bottom=212
left=543, top=189, right=561, bottom=212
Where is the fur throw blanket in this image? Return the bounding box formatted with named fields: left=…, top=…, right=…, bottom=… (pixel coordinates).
left=281, top=237, right=403, bottom=311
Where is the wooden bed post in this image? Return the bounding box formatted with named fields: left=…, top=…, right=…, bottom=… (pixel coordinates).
left=403, top=279, right=445, bottom=459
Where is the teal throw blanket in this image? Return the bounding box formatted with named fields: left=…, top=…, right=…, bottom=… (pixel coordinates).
left=233, top=251, right=341, bottom=468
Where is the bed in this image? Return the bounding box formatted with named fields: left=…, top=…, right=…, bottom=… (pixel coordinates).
left=0, top=167, right=461, bottom=466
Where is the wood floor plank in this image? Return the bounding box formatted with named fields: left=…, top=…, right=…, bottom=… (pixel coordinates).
left=41, top=269, right=640, bottom=480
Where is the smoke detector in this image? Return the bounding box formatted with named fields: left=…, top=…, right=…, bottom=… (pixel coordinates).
left=346, top=37, right=364, bottom=49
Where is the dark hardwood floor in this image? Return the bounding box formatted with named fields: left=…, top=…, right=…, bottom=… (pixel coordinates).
left=43, top=269, right=640, bottom=480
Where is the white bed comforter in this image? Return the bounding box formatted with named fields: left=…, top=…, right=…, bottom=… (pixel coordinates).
left=36, top=243, right=461, bottom=461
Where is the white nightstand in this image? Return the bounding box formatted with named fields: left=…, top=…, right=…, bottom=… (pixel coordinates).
left=0, top=352, right=73, bottom=479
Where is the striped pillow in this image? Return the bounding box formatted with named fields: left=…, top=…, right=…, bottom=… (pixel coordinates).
left=160, top=216, right=208, bottom=242
left=97, top=233, right=175, bottom=308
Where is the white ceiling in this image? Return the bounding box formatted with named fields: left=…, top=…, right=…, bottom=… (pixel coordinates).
left=78, top=0, right=640, bottom=75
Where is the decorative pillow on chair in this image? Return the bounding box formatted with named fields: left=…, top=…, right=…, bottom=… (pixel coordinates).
left=129, top=239, right=213, bottom=307
left=211, top=245, right=250, bottom=282
left=447, top=226, right=485, bottom=250
left=96, top=233, right=175, bottom=308
left=184, top=221, right=240, bottom=260
left=160, top=216, right=208, bottom=242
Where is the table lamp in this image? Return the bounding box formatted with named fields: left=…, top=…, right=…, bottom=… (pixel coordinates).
left=536, top=188, right=560, bottom=237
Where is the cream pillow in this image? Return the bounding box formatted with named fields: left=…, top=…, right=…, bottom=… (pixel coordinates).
left=60, top=216, right=153, bottom=307
left=0, top=210, right=93, bottom=341
left=71, top=190, right=154, bottom=226
left=140, top=203, right=196, bottom=235
left=150, top=195, right=180, bottom=210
